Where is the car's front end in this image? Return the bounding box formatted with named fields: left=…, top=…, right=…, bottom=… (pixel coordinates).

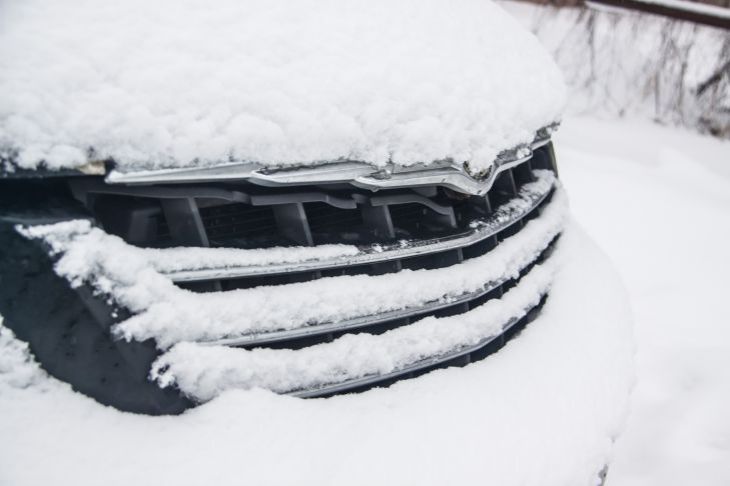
left=2, top=126, right=562, bottom=412
left=0, top=1, right=633, bottom=484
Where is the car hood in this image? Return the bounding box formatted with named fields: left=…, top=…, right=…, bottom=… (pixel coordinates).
left=0, top=0, right=566, bottom=175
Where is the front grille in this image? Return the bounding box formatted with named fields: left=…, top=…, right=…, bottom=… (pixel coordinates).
left=68, top=142, right=561, bottom=400
left=199, top=204, right=283, bottom=248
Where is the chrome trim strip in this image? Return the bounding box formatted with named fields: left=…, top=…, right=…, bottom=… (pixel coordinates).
left=164, top=170, right=555, bottom=282
left=105, top=124, right=558, bottom=196
left=288, top=299, right=540, bottom=398
left=201, top=276, right=504, bottom=348
left=197, top=201, right=559, bottom=348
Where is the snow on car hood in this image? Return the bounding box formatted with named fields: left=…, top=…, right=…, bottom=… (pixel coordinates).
left=0, top=0, right=566, bottom=174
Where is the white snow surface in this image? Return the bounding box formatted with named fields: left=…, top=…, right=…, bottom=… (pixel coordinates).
left=0, top=217, right=633, bottom=486
left=152, top=259, right=556, bottom=400
left=20, top=220, right=360, bottom=274
left=18, top=178, right=566, bottom=349
left=554, top=117, right=730, bottom=486
left=0, top=0, right=566, bottom=173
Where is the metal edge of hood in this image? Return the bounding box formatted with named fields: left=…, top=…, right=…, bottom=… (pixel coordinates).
left=104, top=123, right=559, bottom=196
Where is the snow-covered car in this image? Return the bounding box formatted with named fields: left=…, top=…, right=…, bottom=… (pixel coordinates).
left=0, top=1, right=632, bottom=484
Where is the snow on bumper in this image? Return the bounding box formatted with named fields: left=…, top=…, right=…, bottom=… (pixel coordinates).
left=0, top=217, right=634, bottom=486
left=151, top=257, right=556, bottom=400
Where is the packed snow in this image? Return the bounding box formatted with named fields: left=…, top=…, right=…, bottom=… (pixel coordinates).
left=21, top=220, right=361, bottom=276
left=0, top=0, right=565, bottom=174
left=152, top=259, right=555, bottom=400
left=554, top=117, right=730, bottom=486
left=0, top=215, right=633, bottom=486
left=18, top=177, right=565, bottom=349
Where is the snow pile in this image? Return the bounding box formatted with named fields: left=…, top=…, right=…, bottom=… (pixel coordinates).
left=18, top=218, right=361, bottom=275
left=19, top=183, right=567, bottom=348
left=0, top=323, right=49, bottom=391
left=554, top=117, right=730, bottom=486
left=0, top=0, right=565, bottom=174
left=0, top=219, right=634, bottom=486
left=144, top=244, right=359, bottom=274
left=152, top=260, right=555, bottom=400
left=502, top=1, right=730, bottom=137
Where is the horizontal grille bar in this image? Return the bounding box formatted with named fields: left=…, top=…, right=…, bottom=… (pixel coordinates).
left=164, top=169, right=556, bottom=282
left=201, top=273, right=503, bottom=347
left=150, top=256, right=555, bottom=401
left=289, top=306, right=534, bottom=398
left=202, top=229, right=557, bottom=348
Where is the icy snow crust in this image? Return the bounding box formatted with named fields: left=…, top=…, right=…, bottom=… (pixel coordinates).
left=0, top=0, right=566, bottom=174
left=18, top=182, right=566, bottom=349
left=0, top=223, right=634, bottom=486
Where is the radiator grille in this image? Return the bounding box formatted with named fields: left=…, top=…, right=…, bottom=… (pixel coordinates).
left=80, top=143, right=561, bottom=398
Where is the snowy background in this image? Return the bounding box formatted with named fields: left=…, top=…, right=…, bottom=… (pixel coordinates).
left=556, top=117, right=730, bottom=486
left=503, top=1, right=730, bottom=138
left=509, top=3, right=730, bottom=483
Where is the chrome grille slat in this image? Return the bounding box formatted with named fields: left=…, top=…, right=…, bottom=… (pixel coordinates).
left=288, top=297, right=543, bottom=398
left=164, top=171, right=555, bottom=282
left=196, top=225, right=557, bottom=348
left=200, top=274, right=504, bottom=348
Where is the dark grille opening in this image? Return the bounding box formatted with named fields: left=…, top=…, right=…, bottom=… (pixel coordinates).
left=389, top=203, right=456, bottom=239
left=155, top=215, right=171, bottom=243
left=92, top=195, right=168, bottom=247
left=400, top=248, right=462, bottom=271
left=462, top=237, right=498, bottom=260
left=513, top=160, right=536, bottom=186
left=489, top=169, right=519, bottom=208
left=168, top=184, right=555, bottom=293
left=199, top=203, right=286, bottom=248
left=531, top=144, right=557, bottom=173
left=433, top=301, right=470, bottom=318
left=451, top=196, right=490, bottom=229
left=305, top=202, right=368, bottom=244
left=221, top=274, right=294, bottom=291
left=320, top=264, right=376, bottom=278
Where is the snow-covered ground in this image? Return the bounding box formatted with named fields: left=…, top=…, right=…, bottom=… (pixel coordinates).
left=554, top=117, right=730, bottom=486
